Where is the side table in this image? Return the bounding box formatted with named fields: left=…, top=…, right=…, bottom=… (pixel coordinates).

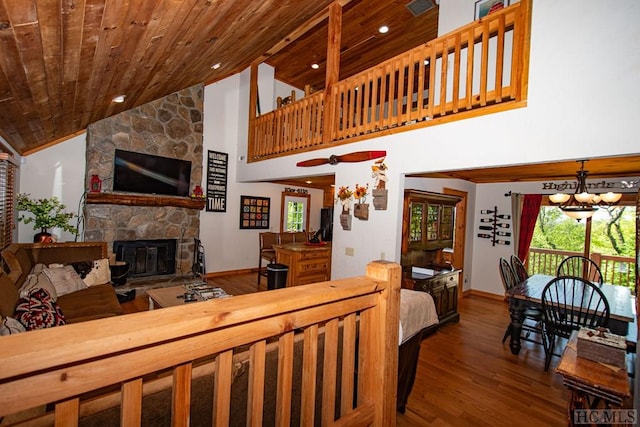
left=556, top=332, right=633, bottom=426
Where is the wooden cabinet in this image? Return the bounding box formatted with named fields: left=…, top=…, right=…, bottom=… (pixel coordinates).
left=408, top=270, right=460, bottom=325
left=274, top=243, right=331, bottom=287
left=403, top=190, right=461, bottom=252
left=401, top=190, right=462, bottom=325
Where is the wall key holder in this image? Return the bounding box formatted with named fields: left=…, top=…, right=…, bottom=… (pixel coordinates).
left=478, top=206, right=512, bottom=246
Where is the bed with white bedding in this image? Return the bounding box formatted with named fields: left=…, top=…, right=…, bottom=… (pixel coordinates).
left=397, top=288, right=440, bottom=412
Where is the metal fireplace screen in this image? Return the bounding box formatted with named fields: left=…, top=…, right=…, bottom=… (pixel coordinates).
left=113, top=239, right=177, bottom=278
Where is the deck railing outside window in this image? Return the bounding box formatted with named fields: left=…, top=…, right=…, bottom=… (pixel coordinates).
left=249, top=1, right=530, bottom=162
left=527, top=247, right=636, bottom=290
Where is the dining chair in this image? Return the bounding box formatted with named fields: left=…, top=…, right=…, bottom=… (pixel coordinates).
left=510, top=254, right=529, bottom=284
left=540, top=276, right=610, bottom=371
left=292, top=231, right=308, bottom=243
left=257, top=232, right=278, bottom=286
left=278, top=232, right=295, bottom=244
left=557, top=255, right=603, bottom=284
left=499, top=257, right=544, bottom=346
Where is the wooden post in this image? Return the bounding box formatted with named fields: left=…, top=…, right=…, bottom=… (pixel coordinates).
left=247, top=61, right=259, bottom=162
left=322, top=2, right=342, bottom=145
left=363, top=260, right=400, bottom=426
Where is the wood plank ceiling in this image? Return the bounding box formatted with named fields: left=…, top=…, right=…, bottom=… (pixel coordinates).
left=0, top=0, right=440, bottom=156
left=0, top=0, right=335, bottom=155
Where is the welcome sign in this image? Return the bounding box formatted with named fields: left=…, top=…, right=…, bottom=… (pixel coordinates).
left=206, top=150, right=228, bottom=212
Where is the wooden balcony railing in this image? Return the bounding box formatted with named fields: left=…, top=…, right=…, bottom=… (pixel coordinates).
left=249, top=0, right=531, bottom=162
left=527, top=247, right=636, bottom=290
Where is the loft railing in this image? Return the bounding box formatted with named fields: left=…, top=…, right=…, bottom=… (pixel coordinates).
left=527, top=247, right=636, bottom=289
left=249, top=0, right=531, bottom=162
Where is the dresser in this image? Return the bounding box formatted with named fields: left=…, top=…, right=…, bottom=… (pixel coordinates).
left=403, top=268, right=460, bottom=325
left=273, top=243, right=332, bottom=287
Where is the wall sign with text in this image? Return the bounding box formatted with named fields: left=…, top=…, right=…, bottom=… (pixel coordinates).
left=239, top=196, right=270, bottom=230
left=206, top=150, right=228, bottom=212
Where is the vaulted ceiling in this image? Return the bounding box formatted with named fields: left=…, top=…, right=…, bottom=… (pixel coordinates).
left=0, top=0, right=438, bottom=156
left=0, top=1, right=636, bottom=191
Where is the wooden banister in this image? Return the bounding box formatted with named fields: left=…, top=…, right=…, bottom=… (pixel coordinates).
left=0, top=261, right=401, bottom=426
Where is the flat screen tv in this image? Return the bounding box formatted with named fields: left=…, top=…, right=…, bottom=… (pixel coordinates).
left=113, top=149, right=191, bottom=197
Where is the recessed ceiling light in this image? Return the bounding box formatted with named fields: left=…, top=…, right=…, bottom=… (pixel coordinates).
left=311, top=63, right=319, bottom=69
left=378, top=25, right=389, bottom=34
left=305, top=180, right=312, bottom=184
left=211, top=63, right=222, bottom=70
left=112, top=95, right=126, bottom=103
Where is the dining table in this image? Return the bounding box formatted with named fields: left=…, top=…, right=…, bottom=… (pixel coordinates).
left=506, top=274, right=636, bottom=356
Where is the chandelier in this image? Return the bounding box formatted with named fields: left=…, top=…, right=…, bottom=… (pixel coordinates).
left=549, top=160, right=622, bottom=220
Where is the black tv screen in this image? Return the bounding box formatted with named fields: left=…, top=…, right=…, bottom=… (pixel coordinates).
left=113, top=149, right=192, bottom=197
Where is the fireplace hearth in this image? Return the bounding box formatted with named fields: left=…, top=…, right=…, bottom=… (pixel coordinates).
left=113, top=239, right=177, bottom=278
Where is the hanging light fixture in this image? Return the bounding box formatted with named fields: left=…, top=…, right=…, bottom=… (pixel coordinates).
left=549, top=160, right=622, bottom=221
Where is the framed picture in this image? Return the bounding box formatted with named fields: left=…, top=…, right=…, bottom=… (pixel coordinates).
left=474, top=0, right=509, bottom=20
left=239, top=196, right=270, bottom=229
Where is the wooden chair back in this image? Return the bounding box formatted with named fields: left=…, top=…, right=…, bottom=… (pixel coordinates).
left=293, top=231, right=308, bottom=243
left=259, top=232, right=278, bottom=256
left=510, top=255, right=529, bottom=284
left=499, top=257, right=517, bottom=293
left=557, top=255, right=603, bottom=284
left=541, top=276, right=610, bottom=339
left=278, top=232, right=295, bottom=244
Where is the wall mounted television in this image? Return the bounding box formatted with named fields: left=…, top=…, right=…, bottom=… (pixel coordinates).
left=113, top=149, right=192, bottom=197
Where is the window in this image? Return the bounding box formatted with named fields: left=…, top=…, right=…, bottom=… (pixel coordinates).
left=529, top=198, right=636, bottom=289
left=280, top=191, right=310, bottom=233
left=0, top=153, right=16, bottom=249
left=286, top=201, right=305, bottom=231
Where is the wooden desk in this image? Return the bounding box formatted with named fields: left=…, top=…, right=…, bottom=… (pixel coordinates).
left=273, top=242, right=331, bottom=287
left=507, top=274, right=635, bottom=355
left=556, top=332, right=632, bottom=426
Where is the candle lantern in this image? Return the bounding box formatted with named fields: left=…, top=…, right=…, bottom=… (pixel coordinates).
left=90, top=175, right=102, bottom=193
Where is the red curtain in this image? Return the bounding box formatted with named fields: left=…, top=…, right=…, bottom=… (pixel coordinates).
left=517, top=194, right=542, bottom=261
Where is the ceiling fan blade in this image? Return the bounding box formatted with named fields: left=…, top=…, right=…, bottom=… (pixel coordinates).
left=297, top=150, right=387, bottom=167
left=296, top=158, right=331, bottom=167
left=335, top=150, right=387, bottom=163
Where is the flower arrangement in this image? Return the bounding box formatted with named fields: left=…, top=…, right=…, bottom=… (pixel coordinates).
left=17, top=193, right=78, bottom=234
left=336, top=185, right=354, bottom=211
left=353, top=183, right=369, bottom=204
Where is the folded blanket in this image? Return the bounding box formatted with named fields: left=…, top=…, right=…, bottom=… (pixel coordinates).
left=399, top=289, right=439, bottom=345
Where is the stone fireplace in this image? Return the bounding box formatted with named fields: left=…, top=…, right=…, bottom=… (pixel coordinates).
left=83, top=85, right=204, bottom=280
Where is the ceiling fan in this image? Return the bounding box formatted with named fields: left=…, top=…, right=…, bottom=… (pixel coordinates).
left=296, top=150, right=386, bottom=167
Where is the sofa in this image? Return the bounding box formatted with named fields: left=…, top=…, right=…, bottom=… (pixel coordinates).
left=0, top=242, right=123, bottom=329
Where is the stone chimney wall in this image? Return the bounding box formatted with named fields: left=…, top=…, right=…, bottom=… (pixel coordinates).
left=84, top=84, right=204, bottom=276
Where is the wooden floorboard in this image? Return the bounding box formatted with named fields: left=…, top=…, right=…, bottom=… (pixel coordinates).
left=121, top=273, right=568, bottom=426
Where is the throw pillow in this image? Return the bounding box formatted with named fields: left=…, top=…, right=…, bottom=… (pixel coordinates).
left=0, top=316, right=27, bottom=335
left=72, top=258, right=111, bottom=287
left=43, top=265, right=88, bottom=296
left=20, top=263, right=58, bottom=301
left=15, top=288, right=65, bottom=330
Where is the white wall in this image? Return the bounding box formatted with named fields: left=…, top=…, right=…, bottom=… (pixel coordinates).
left=199, top=73, right=322, bottom=273
left=18, top=134, right=87, bottom=243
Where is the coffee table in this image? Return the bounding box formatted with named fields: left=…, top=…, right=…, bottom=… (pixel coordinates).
left=146, top=284, right=229, bottom=309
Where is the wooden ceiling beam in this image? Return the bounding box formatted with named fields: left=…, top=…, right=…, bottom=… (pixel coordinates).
left=253, top=0, right=352, bottom=65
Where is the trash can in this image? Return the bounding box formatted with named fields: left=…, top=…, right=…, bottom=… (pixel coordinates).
left=267, top=263, right=288, bottom=290
left=110, top=261, right=130, bottom=286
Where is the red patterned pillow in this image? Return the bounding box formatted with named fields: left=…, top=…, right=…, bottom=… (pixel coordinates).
left=15, top=288, right=66, bottom=330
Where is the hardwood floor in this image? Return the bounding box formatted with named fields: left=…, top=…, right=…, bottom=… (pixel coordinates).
left=121, top=273, right=569, bottom=426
